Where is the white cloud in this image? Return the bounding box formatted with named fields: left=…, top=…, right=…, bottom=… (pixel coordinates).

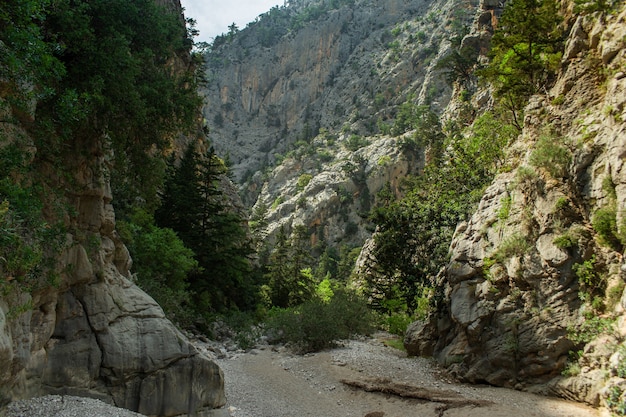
left=180, top=0, right=284, bottom=43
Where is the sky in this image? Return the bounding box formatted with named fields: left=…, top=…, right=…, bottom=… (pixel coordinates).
left=180, top=0, right=285, bottom=44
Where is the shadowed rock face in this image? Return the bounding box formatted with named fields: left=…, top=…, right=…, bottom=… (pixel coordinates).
left=0, top=151, right=226, bottom=416
left=0, top=0, right=226, bottom=414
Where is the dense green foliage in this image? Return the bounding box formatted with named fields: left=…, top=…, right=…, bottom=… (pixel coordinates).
left=266, top=288, right=375, bottom=353
left=262, top=226, right=314, bottom=308
left=156, top=144, right=257, bottom=314
left=118, top=209, right=197, bottom=326
left=370, top=111, right=516, bottom=313
left=479, top=0, right=564, bottom=128
left=1, top=0, right=199, bottom=200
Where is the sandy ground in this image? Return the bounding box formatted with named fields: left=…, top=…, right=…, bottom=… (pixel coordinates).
left=213, top=334, right=601, bottom=417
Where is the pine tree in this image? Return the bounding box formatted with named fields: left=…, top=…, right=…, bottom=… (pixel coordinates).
left=264, top=225, right=315, bottom=308
left=156, top=144, right=256, bottom=312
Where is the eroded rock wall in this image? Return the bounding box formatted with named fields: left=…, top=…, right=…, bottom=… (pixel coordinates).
left=406, top=2, right=626, bottom=406
left=0, top=147, right=226, bottom=416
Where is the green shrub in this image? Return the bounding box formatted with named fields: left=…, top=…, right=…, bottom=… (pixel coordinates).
left=317, top=149, right=334, bottom=163
left=555, top=196, right=570, bottom=210
left=516, top=166, right=537, bottom=184
left=606, top=385, right=626, bottom=416
left=265, top=289, right=376, bottom=353
left=574, top=0, right=620, bottom=14
left=383, top=338, right=406, bottom=351
left=561, top=361, right=581, bottom=377
left=497, top=195, right=512, bottom=220
left=493, top=234, right=530, bottom=263
left=377, top=155, right=392, bottom=167
left=270, top=196, right=285, bottom=210
left=553, top=233, right=577, bottom=249
left=383, top=313, right=413, bottom=337
left=344, top=134, right=369, bottom=151
left=315, top=277, right=334, bottom=302
left=0, top=170, right=66, bottom=293
left=529, top=134, right=571, bottom=178
left=573, top=256, right=597, bottom=288
left=220, top=310, right=262, bottom=350
left=592, top=204, right=622, bottom=250
left=608, top=281, right=625, bottom=311
left=567, top=316, right=614, bottom=345
left=297, top=173, right=313, bottom=191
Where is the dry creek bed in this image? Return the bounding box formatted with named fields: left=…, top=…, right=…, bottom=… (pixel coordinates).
left=205, top=333, right=603, bottom=417
left=2, top=333, right=605, bottom=417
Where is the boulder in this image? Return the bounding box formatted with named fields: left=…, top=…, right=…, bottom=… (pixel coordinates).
left=403, top=318, right=438, bottom=357
left=37, top=272, right=226, bottom=416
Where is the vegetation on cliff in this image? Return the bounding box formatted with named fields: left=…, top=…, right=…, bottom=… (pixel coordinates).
left=0, top=0, right=254, bottom=323
left=1, top=0, right=198, bottom=295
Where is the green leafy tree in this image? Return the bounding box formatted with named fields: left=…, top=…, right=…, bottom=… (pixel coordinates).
left=392, top=103, right=445, bottom=158
left=436, top=44, right=479, bottom=88
left=479, top=0, right=563, bottom=128
left=118, top=209, right=197, bottom=326
left=370, top=112, right=516, bottom=313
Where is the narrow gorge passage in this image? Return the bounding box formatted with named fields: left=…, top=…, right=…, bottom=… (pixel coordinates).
left=213, top=335, right=599, bottom=417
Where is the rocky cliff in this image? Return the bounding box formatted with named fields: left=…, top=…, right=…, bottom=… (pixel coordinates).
left=0, top=1, right=226, bottom=415
left=203, top=0, right=477, bottom=247
left=404, top=0, right=626, bottom=409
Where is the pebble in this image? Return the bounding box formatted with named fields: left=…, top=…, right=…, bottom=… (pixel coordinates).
left=3, top=395, right=146, bottom=417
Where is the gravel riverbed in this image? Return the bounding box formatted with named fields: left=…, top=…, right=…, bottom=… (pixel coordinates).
left=1, top=333, right=603, bottom=417
left=214, top=333, right=602, bottom=417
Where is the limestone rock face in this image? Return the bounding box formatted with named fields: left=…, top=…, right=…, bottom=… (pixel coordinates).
left=202, top=0, right=471, bottom=185
left=405, top=2, right=626, bottom=402
left=0, top=0, right=226, bottom=415
left=203, top=0, right=481, bottom=254
left=0, top=155, right=226, bottom=416
left=253, top=134, right=421, bottom=248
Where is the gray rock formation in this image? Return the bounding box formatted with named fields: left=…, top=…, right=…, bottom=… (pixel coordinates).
left=0, top=148, right=226, bottom=416
left=404, top=2, right=626, bottom=406
left=202, top=0, right=470, bottom=185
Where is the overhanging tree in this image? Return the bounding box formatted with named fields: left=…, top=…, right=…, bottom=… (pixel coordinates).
left=479, top=0, right=563, bottom=129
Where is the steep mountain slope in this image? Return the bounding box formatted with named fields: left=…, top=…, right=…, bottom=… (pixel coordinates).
left=203, top=0, right=479, bottom=248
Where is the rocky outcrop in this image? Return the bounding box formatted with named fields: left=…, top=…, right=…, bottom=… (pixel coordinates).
left=405, top=1, right=626, bottom=406
left=0, top=145, right=226, bottom=416
left=252, top=134, right=421, bottom=247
